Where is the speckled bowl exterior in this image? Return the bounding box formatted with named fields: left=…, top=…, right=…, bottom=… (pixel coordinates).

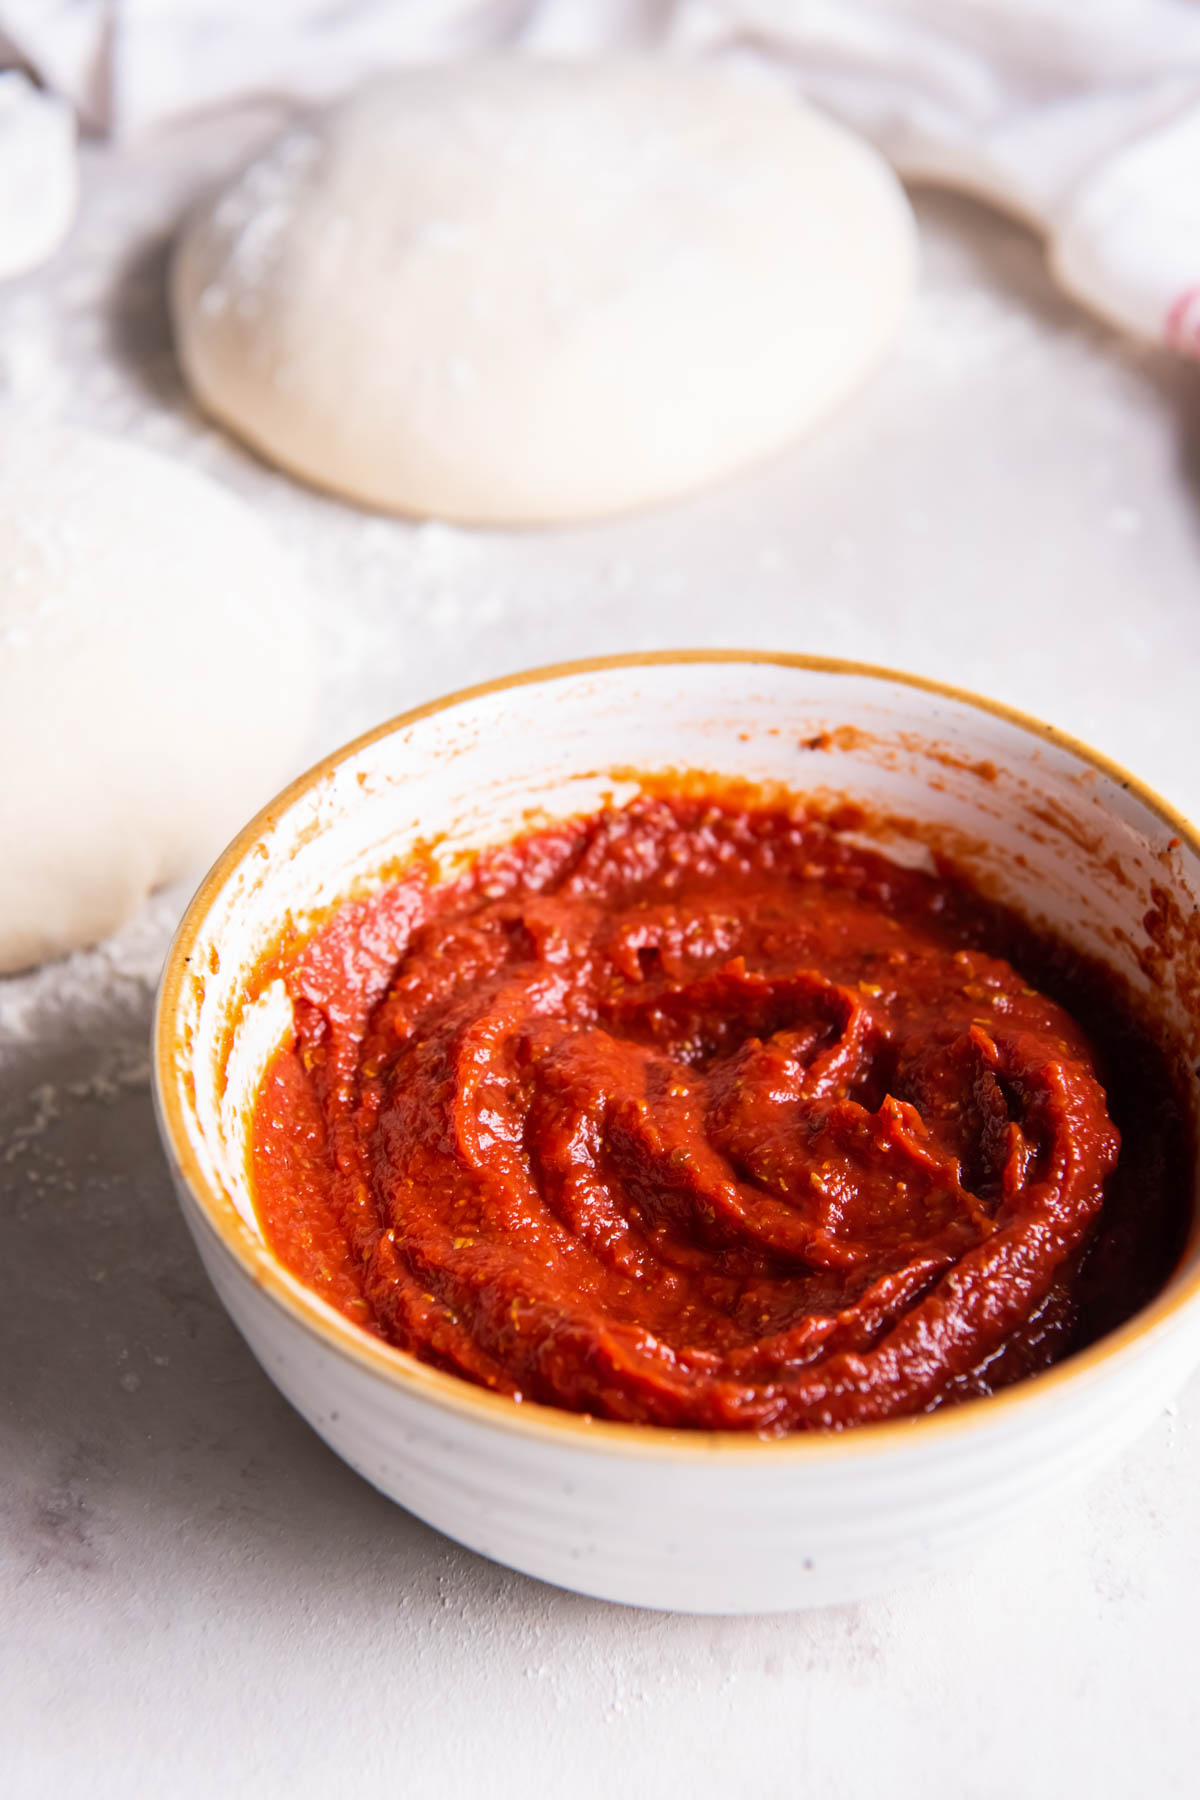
left=153, top=653, right=1200, bottom=1613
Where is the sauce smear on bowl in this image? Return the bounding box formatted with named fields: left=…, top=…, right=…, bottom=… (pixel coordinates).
left=250, top=795, right=1190, bottom=1432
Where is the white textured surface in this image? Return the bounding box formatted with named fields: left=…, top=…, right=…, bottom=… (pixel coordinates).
left=3, top=108, right=1200, bottom=1793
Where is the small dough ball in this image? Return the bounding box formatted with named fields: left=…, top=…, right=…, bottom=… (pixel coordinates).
left=0, top=71, right=77, bottom=283
left=171, top=58, right=916, bottom=525
left=0, top=423, right=317, bottom=973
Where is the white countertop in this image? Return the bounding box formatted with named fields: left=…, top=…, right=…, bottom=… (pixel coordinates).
left=2, top=112, right=1199, bottom=1799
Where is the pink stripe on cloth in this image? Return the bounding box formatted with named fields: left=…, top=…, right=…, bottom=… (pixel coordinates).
left=1165, top=286, right=1200, bottom=356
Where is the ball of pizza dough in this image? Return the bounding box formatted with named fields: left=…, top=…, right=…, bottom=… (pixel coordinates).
left=0, top=423, right=316, bottom=973
left=0, top=72, right=77, bottom=283
left=171, top=59, right=916, bottom=525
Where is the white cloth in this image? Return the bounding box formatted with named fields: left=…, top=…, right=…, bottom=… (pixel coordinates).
left=1, top=0, right=1198, bottom=353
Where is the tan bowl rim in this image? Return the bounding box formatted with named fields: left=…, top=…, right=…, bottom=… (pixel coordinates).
left=153, top=649, right=1200, bottom=1463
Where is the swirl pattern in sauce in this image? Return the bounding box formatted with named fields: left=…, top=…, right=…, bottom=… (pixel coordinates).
left=250, top=796, right=1187, bottom=1432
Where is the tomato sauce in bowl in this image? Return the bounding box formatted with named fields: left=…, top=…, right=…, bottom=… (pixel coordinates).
left=250, top=792, right=1190, bottom=1433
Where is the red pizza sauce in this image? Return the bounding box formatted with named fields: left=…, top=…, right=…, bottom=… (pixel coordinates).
left=249, top=794, right=1191, bottom=1432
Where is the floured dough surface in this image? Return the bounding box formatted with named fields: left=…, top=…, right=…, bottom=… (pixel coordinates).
left=171, top=59, right=916, bottom=524
left=0, top=423, right=317, bottom=973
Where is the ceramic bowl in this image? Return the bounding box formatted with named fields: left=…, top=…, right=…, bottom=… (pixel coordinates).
left=152, top=652, right=1200, bottom=1613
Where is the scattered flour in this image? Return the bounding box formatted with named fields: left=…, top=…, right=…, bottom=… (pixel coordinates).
left=0, top=886, right=182, bottom=1159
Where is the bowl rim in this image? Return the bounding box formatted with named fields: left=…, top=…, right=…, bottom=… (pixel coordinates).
left=153, top=648, right=1200, bottom=1463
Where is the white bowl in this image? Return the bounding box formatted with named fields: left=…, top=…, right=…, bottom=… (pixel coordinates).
left=153, top=652, right=1200, bottom=1613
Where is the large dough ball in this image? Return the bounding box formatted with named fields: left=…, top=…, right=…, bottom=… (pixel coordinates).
left=171, top=59, right=916, bottom=525
left=0, top=424, right=316, bottom=973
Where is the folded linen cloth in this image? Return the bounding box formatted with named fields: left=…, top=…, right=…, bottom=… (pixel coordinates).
left=1, top=0, right=1197, bottom=354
